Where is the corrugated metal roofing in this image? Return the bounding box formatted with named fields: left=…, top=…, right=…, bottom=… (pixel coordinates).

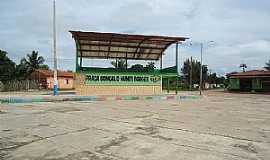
left=70, top=31, right=188, bottom=60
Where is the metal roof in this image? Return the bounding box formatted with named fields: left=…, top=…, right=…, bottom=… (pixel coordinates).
left=70, top=31, right=188, bottom=60
left=227, top=70, right=270, bottom=78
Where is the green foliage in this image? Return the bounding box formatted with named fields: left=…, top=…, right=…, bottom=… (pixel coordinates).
left=208, top=73, right=217, bottom=84
left=21, top=51, right=45, bottom=72
left=110, top=59, right=156, bottom=72
left=145, top=62, right=156, bottom=71
left=129, top=64, right=144, bottom=71
left=111, top=59, right=127, bottom=69
left=0, top=50, right=49, bottom=81
left=181, top=58, right=208, bottom=85
left=14, top=62, right=30, bottom=80
left=39, top=64, right=50, bottom=70
left=0, top=50, right=16, bottom=82
left=181, top=58, right=225, bottom=89
left=16, top=51, right=47, bottom=79
left=129, top=62, right=156, bottom=72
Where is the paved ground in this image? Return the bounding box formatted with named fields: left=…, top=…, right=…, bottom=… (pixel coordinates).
left=1, top=91, right=270, bottom=160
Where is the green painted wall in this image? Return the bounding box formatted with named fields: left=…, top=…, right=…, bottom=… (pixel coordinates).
left=77, top=67, right=178, bottom=87
left=84, top=73, right=162, bottom=86
left=229, top=78, right=240, bottom=90
left=252, top=79, right=262, bottom=90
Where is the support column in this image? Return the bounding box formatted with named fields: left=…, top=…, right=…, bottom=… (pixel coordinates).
left=76, top=51, right=79, bottom=72
left=190, top=56, right=193, bottom=91
left=160, top=54, right=163, bottom=93
left=160, top=54, right=163, bottom=72
left=75, top=40, right=80, bottom=72
left=126, top=52, right=128, bottom=69
left=167, top=78, right=170, bottom=93
left=80, top=55, right=82, bottom=68
left=175, top=42, right=179, bottom=94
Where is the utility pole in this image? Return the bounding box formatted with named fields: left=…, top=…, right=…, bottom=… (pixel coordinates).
left=190, top=56, right=193, bottom=91
left=53, top=0, right=58, bottom=96
left=175, top=42, right=179, bottom=94
left=199, top=43, right=203, bottom=95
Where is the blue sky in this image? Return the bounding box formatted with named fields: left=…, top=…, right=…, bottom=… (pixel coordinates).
left=1, top=0, right=270, bottom=75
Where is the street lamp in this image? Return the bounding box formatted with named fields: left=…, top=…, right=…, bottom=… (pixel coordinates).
left=199, top=41, right=215, bottom=95
left=186, top=41, right=215, bottom=95
left=53, top=0, right=58, bottom=96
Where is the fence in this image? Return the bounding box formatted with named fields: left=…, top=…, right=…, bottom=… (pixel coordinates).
left=1, top=80, right=41, bottom=92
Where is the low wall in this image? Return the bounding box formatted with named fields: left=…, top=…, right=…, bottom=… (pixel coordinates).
left=75, top=73, right=162, bottom=95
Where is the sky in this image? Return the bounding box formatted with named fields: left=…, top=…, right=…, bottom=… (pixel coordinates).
left=1, top=0, right=270, bottom=75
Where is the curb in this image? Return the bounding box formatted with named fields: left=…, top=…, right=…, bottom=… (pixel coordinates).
left=0, top=95, right=200, bottom=104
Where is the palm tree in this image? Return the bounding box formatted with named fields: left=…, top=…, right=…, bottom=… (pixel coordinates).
left=264, top=60, right=270, bottom=71
left=239, top=64, right=247, bottom=72
left=21, top=51, right=45, bottom=72
left=145, top=62, right=156, bottom=71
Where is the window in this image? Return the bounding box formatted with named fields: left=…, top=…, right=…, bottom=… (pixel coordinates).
left=63, top=79, right=69, bottom=85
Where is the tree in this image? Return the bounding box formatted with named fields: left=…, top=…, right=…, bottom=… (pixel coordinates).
left=181, top=58, right=208, bottom=88
left=0, top=50, right=16, bottom=82
left=264, top=60, right=270, bottom=71
left=239, top=63, right=247, bottom=72
left=208, top=73, right=225, bottom=85
left=21, top=51, right=45, bottom=71
left=17, top=51, right=47, bottom=79
left=129, top=64, right=144, bottom=71
left=216, top=76, right=226, bottom=85
left=14, top=62, right=29, bottom=80
left=144, top=62, right=156, bottom=71
left=208, top=73, right=217, bottom=84
left=111, top=59, right=127, bottom=69
left=39, top=64, right=50, bottom=70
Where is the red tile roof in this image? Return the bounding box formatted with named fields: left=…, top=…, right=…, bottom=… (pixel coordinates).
left=227, top=70, right=270, bottom=78
left=35, top=69, right=74, bottom=78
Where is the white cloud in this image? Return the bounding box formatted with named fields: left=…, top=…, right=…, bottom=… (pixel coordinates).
left=0, top=0, right=269, bottom=75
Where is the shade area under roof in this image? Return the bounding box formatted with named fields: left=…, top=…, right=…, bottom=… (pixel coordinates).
left=70, top=31, right=188, bottom=61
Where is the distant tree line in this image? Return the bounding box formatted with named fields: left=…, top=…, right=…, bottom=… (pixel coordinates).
left=111, top=59, right=156, bottom=72
left=0, top=50, right=49, bottom=83
left=181, top=58, right=226, bottom=89
left=111, top=58, right=226, bottom=89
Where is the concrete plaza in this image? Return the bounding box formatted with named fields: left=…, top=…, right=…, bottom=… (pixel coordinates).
left=1, top=91, right=270, bottom=160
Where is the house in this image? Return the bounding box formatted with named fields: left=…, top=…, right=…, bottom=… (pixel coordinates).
left=227, top=70, right=270, bottom=92
left=31, top=69, right=74, bottom=90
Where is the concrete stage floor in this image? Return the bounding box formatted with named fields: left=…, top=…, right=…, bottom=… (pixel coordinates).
left=1, top=91, right=270, bottom=160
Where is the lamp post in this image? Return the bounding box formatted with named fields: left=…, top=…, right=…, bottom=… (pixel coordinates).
left=53, top=0, right=58, bottom=96
left=199, top=41, right=215, bottom=95
left=186, top=41, right=214, bottom=95
left=199, top=43, right=203, bottom=95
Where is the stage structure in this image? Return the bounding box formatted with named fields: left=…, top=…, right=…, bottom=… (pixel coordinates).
left=70, top=31, right=188, bottom=95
